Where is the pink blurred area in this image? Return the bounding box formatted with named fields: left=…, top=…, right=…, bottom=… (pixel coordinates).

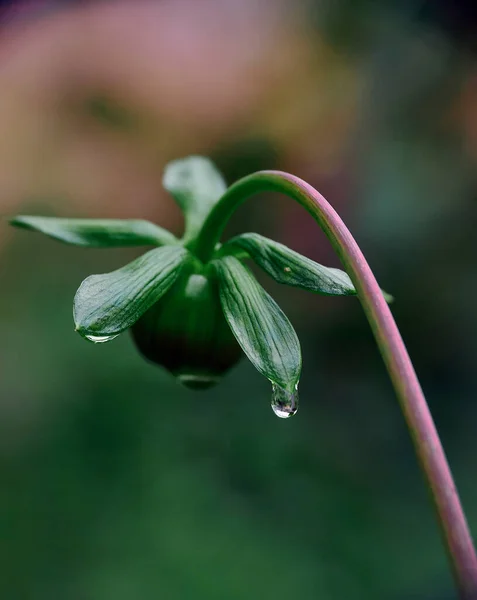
left=0, top=0, right=361, bottom=238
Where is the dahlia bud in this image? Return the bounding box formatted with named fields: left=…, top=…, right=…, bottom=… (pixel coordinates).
left=131, top=265, right=242, bottom=389
left=9, top=155, right=379, bottom=419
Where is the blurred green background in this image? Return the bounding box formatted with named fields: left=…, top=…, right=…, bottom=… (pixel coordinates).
left=1, top=1, right=477, bottom=598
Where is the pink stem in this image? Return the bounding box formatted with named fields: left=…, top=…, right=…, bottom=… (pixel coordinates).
left=195, top=170, right=477, bottom=598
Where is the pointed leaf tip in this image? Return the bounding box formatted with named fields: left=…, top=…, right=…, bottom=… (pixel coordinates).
left=213, top=255, right=301, bottom=392
left=74, top=246, right=190, bottom=338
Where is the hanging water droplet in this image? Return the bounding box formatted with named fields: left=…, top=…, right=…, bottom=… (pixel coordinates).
left=270, top=382, right=299, bottom=418
left=84, top=333, right=119, bottom=343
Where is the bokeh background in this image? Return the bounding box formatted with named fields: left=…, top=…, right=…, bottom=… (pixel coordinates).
left=1, top=1, right=477, bottom=598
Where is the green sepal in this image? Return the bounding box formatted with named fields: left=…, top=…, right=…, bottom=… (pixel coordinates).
left=163, top=156, right=227, bottom=242
left=219, top=233, right=357, bottom=296
left=74, top=246, right=190, bottom=339
left=212, top=255, right=301, bottom=392
left=219, top=233, right=393, bottom=302
left=9, top=216, right=177, bottom=247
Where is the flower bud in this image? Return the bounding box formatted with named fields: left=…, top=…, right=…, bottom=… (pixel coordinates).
left=131, top=264, right=242, bottom=389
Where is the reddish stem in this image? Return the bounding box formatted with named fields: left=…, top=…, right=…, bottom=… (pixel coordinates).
left=194, top=170, right=477, bottom=598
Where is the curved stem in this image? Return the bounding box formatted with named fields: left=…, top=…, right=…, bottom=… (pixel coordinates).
left=194, top=171, right=477, bottom=598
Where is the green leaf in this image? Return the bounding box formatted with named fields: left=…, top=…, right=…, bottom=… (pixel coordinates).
left=163, top=156, right=227, bottom=241
left=9, top=216, right=177, bottom=247
left=219, top=232, right=356, bottom=296
left=74, top=246, right=190, bottom=339
left=220, top=233, right=394, bottom=302
left=212, top=255, right=301, bottom=392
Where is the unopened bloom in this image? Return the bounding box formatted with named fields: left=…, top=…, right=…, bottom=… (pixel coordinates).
left=10, top=157, right=371, bottom=415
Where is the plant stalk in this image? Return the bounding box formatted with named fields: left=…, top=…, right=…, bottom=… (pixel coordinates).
left=193, top=170, right=477, bottom=599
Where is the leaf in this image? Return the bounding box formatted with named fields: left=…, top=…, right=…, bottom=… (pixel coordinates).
left=220, top=233, right=393, bottom=302
left=219, top=232, right=356, bottom=296
left=74, top=246, right=190, bottom=338
left=9, top=216, right=177, bottom=247
left=212, top=255, right=301, bottom=392
left=163, top=156, right=227, bottom=241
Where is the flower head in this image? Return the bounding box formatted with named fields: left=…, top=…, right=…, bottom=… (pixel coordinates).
left=10, top=156, right=372, bottom=415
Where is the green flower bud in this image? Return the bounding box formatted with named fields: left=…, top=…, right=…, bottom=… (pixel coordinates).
left=131, top=264, right=242, bottom=390
left=10, top=156, right=382, bottom=413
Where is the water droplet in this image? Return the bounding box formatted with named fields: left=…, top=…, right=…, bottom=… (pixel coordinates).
left=271, top=382, right=299, bottom=418
left=84, top=333, right=119, bottom=344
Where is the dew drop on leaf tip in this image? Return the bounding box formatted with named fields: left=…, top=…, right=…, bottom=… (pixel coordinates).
left=270, top=382, right=299, bottom=418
